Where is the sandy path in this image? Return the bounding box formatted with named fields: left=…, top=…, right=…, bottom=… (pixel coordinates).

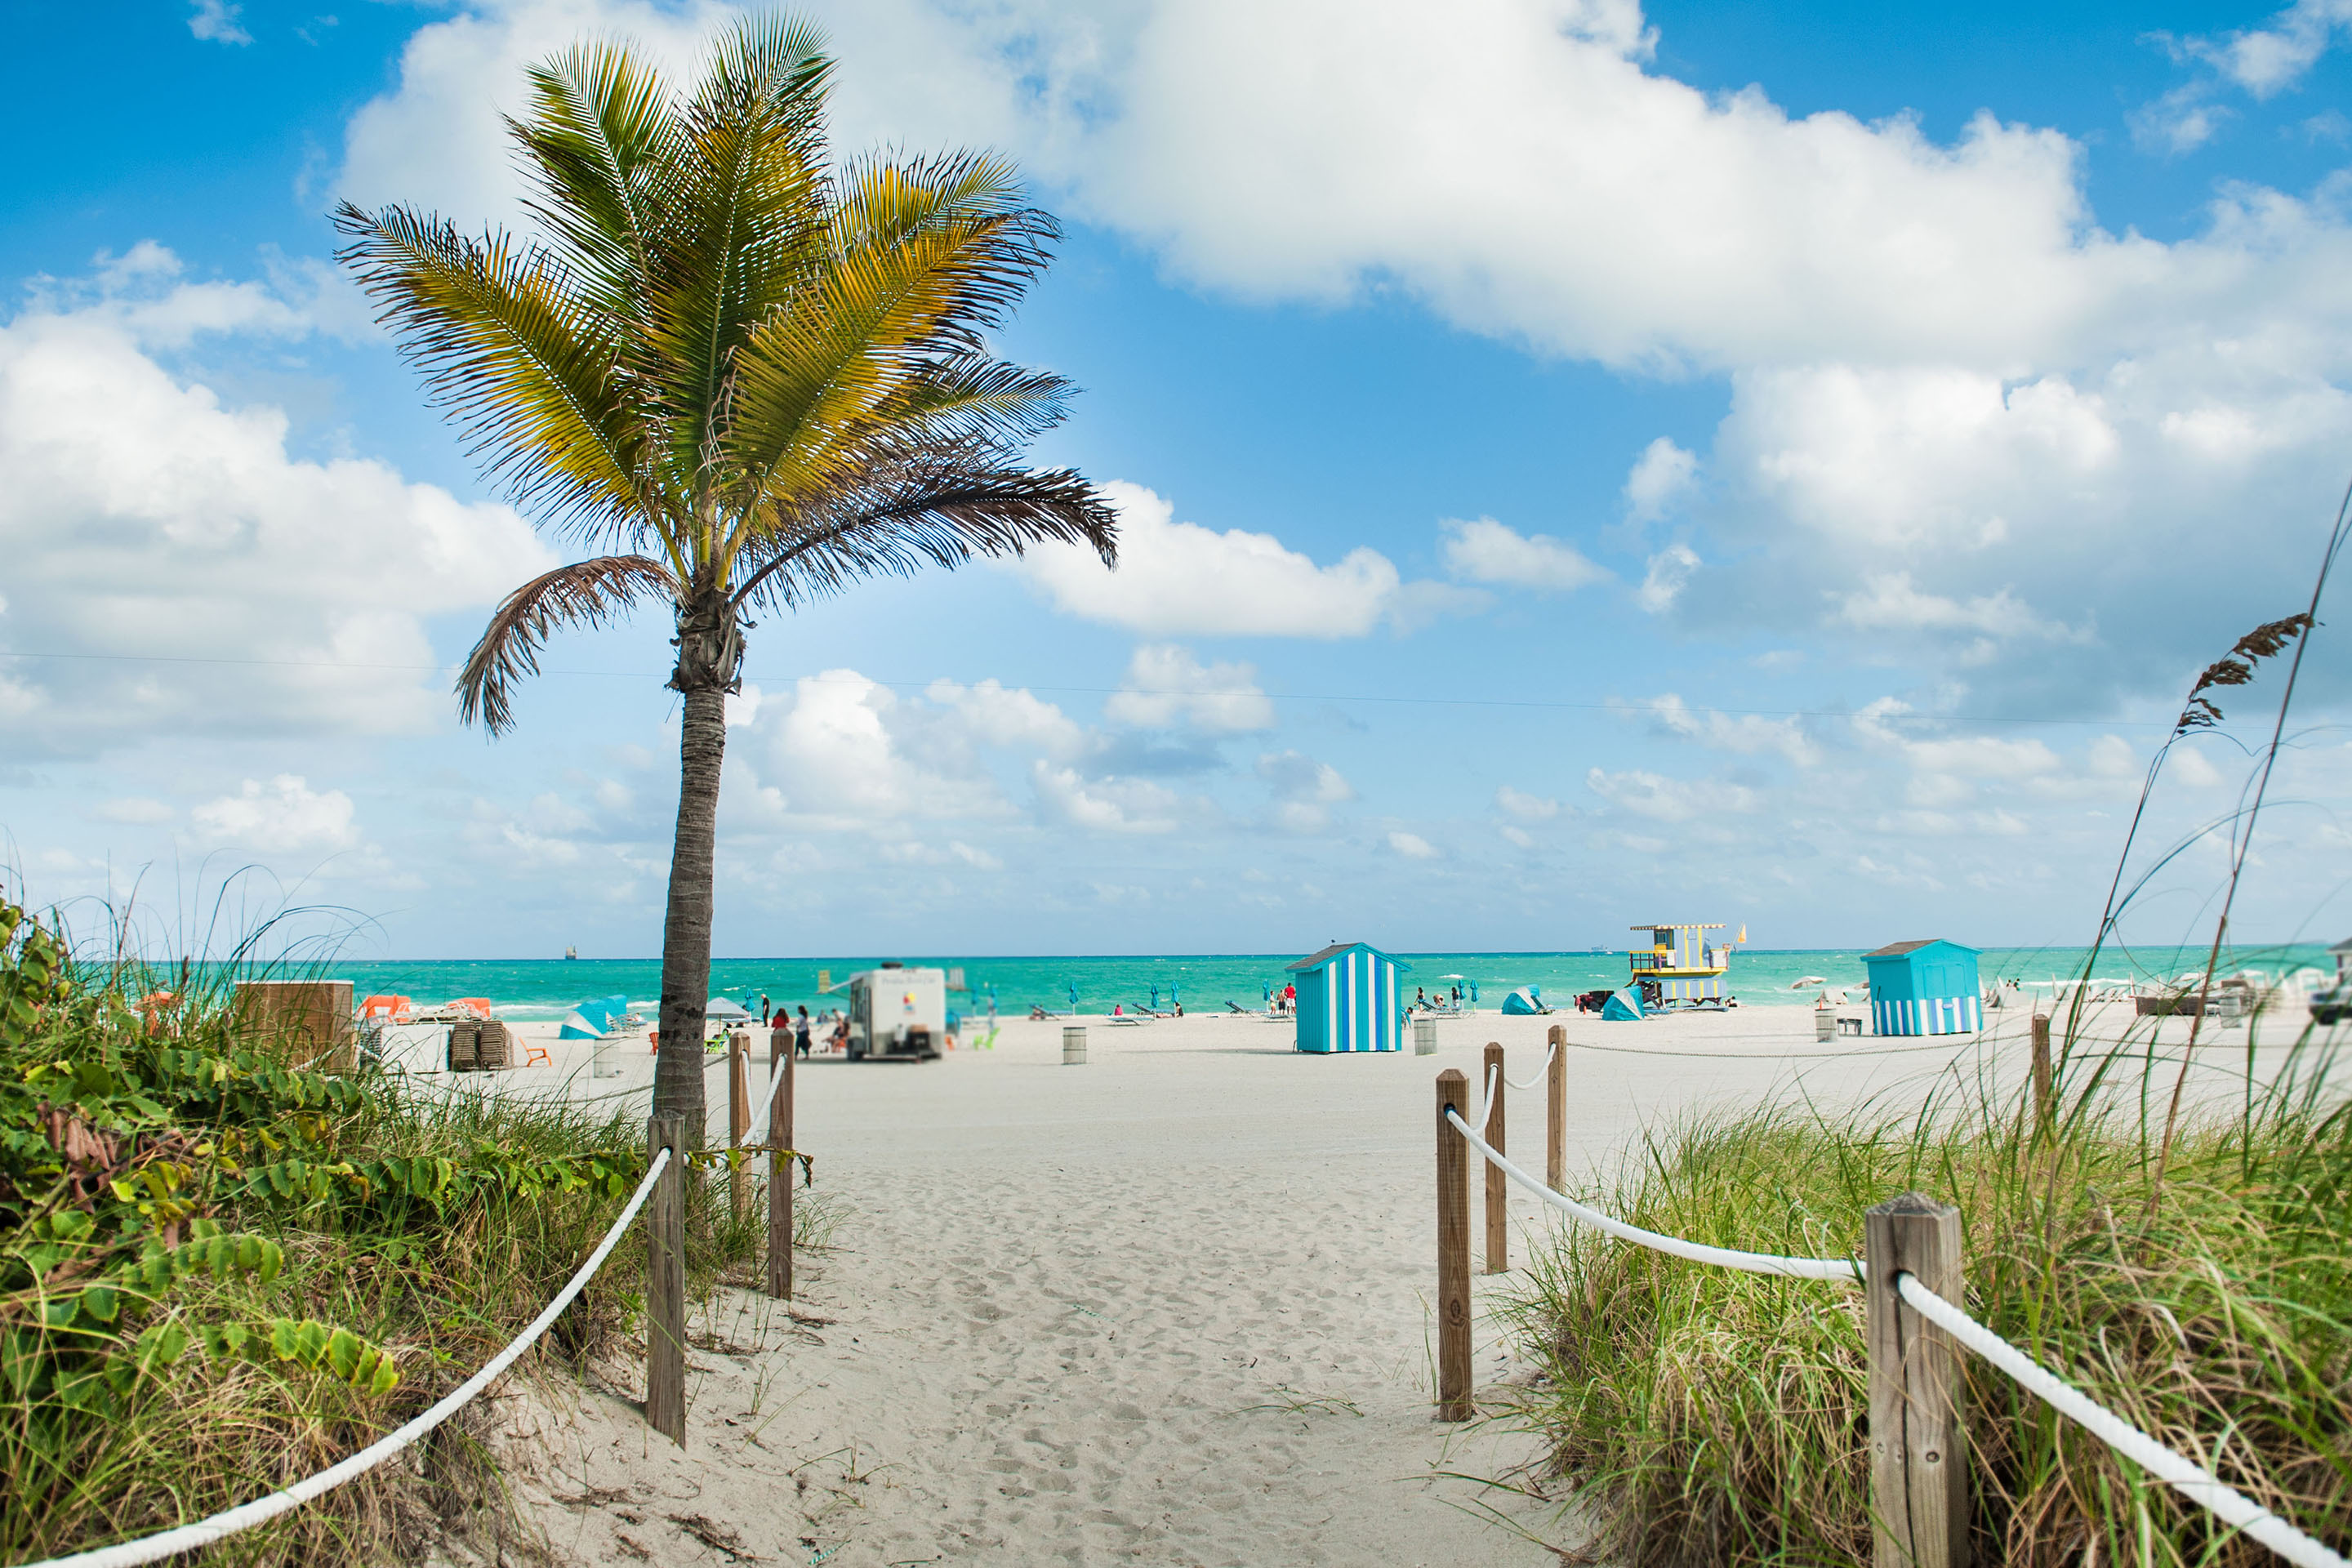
left=482, top=999, right=2305, bottom=1566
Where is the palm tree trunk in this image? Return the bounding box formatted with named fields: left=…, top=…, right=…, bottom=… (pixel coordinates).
left=653, top=682, right=727, bottom=1129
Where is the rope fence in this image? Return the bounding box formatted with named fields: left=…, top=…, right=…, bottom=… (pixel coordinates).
left=1436, top=1036, right=2350, bottom=1568
left=22, top=1022, right=808, bottom=1568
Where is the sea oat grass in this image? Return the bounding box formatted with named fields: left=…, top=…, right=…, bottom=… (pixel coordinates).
left=1507, top=1031, right=2352, bottom=1566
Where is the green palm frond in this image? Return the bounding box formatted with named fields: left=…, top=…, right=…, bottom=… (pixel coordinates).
left=723, top=154, right=1061, bottom=520
left=459, top=555, right=680, bottom=733
left=333, top=203, right=653, bottom=552
left=729, top=442, right=1115, bottom=613
left=640, top=16, right=832, bottom=506
left=509, top=39, right=684, bottom=321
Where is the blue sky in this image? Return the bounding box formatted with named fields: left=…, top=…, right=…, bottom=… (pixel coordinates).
left=2, top=0, right=2350, bottom=960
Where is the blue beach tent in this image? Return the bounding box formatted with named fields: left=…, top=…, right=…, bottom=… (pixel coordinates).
left=559, top=996, right=621, bottom=1040
left=1500, top=986, right=1548, bottom=1016
left=1288, top=942, right=1409, bottom=1053
left=1601, top=988, right=1646, bottom=1022
left=1863, top=939, right=1983, bottom=1036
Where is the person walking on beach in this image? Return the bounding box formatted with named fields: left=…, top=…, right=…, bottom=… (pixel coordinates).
left=795, top=1005, right=812, bottom=1058
left=760, top=992, right=772, bottom=1026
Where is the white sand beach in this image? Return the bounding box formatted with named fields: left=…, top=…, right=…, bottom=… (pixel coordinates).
left=451, top=999, right=2305, bottom=1567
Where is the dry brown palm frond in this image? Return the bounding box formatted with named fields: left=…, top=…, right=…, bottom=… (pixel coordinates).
left=458, top=555, right=679, bottom=733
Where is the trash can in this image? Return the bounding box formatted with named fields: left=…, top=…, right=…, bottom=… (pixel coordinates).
left=1062, top=1026, right=1087, bottom=1065
left=1815, top=1008, right=1836, bottom=1043
left=1413, top=1018, right=1438, bottom=1056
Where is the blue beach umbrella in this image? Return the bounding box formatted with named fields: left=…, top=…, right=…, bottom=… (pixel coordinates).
left=1068, top=982, right=1080, bottom=1012
left=1151, top=984, right=1161, bottom=1010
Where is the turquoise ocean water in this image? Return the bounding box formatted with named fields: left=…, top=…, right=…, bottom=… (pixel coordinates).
left=317, top=945, right=2336, bottom=1022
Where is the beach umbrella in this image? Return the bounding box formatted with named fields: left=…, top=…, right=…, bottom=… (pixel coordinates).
left=1151, top=984, right=1161, bottom=1010
left=1068, top=982, right=1080, bottom=1010
left=1171, top=982, right=1180, bottom=1008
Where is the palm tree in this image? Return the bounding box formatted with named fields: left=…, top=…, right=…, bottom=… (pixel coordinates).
left=337, top=16, right=1116, bottom=1127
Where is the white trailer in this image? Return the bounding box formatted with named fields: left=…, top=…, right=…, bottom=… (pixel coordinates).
left=846, top=963, right=946, bottom=1060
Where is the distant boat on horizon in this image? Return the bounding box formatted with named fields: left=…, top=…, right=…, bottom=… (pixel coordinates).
left=564, top=946, right=577, bottom=960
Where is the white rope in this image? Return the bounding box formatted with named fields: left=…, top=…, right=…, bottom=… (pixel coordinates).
left=1480, top=1063, right=1500, bottom=1134
left=1503, top=1040, right=1558, bottom=1092
left=25, top=1148, right=675, bottom=1568
left=1441, top=1080, right=2339, bottom=1564
left=1443, top=1106, right=1860, bottom=1281
left=1895, top=1273, right=2350, bottom=1568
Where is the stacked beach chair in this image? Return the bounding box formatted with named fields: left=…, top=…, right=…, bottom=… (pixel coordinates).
left=447, top=1020, right=514, bottom=1071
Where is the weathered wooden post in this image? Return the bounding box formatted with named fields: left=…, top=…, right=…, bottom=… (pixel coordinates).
left=1435, top=1068, right=1471, bottom=1421
left=1545, top=1022, right=1567, bottom=1192
left=728, top=1031, right=751, bottom=1220
left=2029, top=1014, right=2053, bottom=1130
left=1865, top=1193, right=1970, bottom=1568
left=1482, top=1041, right=1508, bottom=1274
left=645, top=1114, right=688, bottom=1445
left=767, top=1020, right=795, bottom=1299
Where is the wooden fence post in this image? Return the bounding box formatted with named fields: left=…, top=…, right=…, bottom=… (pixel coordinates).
left=645, top=1114, right=688, bottom=1446
left=767, top=1023, right=795, bottom=1300
left=1482, top=1041, right=1507, bottom=1274
left=2029, top=1014, right=2052, bottom=1130
left=1865, top=1192, right=1970, bottom=1568
left=1545, top=1023, right=1567, bottom=1193
left=1435, top=1068, right=1471, bottom=1421
left=728, top=1031, right=751, bottom=1221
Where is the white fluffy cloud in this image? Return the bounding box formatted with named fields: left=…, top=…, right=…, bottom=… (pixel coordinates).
left=1624, top=438, right=1699, bottom=521
left=1388, top=830, right=1439, bottom=859
left=925, top=677, right=1088, bottom=758
left=2188, top=0, right=2352, bottom=95
left=0, top=251, right=553, bottom=758
left=1438, top=517, right=1608, bottom=591
left=188, top=0, right=251, bottom=45
left=1104, top=644, right=1275, bottom=732
left=1019, top=481, right=1412, bottom=639
left=1258, top=749, right=1353, bottom=831
left=1585, top=767, right=1758, bottom=822
left=1032, top=762, right=1183, bottom=833
left=1637, top=694, right=1819, bottom=768
left=765, top=670, right=1008, bottom=821
left=1494, top=785, right=1560, bottom=820
left=191, top=776, right=358, bottom=851
left=1637, top=544, right=1700, bottom=613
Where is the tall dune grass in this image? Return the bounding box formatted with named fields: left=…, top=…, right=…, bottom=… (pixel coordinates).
left=1505, top=1021, right=2352, bottom=1566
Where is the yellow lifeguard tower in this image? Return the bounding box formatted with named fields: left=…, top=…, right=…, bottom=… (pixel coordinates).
left=1628, top=923, right=1745, bottom=1007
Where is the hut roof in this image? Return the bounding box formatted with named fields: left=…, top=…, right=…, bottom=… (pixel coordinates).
left=1864, top=938, right=1978, bottom=959
left=1286, top=942, right=1405, bottom=972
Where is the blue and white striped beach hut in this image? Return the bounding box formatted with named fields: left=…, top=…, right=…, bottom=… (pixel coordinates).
left=1288, top=942, right=1408, bottom=1054
left=1863, top=939, right=1982, bottom=1036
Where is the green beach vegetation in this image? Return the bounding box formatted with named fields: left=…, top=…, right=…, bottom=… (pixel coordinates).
left=336, top=12, right=1116, bottom=1130
left=1506, top=1025, right=2352, bottom=1565
left=0, top=887, right=815, bottom=1565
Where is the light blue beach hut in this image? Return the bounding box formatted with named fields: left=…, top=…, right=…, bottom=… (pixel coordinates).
left=1863, top=939, right=1983, bottom=1035
left=1288, top=942, right=1408, bottom=1053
